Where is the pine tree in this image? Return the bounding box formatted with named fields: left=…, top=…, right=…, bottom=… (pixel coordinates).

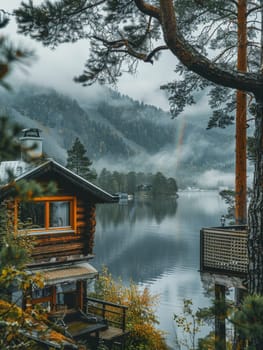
left=66, top=137, right=97, bottom=181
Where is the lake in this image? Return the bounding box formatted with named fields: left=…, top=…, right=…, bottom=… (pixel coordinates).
left=93, top=190, right=227, bottom=347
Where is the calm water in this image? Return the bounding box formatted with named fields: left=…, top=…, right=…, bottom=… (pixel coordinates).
left=93, top=191, right=227, bottom=347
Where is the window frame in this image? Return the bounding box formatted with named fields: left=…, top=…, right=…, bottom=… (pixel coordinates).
left=15, top=196, right=77, bottom=234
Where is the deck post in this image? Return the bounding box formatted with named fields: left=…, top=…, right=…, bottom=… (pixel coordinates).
left=215, top=284, right=226, bottom=350
left=122, top=307, right=126, bottom=331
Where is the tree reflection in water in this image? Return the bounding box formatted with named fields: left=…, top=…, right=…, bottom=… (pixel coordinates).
left=97, top=197, right=178, bottom=229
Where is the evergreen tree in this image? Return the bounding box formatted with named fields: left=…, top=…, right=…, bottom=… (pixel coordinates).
left=66, top=137, right=97, bottom=181
left=152, top=171, right=168, bottom=196
left=127, top=171, right=137, bottom=194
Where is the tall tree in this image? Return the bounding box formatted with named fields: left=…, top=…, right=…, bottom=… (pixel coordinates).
left=66, top=137, right=97, bottom=181
left=14, top=1, right=263, bottom=294
left=235, top=0, right=247, bottom=225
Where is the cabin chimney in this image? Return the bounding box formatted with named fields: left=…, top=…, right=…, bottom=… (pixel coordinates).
left=19, top=128, right=43, bottom=161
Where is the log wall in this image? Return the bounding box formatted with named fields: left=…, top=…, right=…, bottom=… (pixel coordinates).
left=1, top=196, right=96, bottom=266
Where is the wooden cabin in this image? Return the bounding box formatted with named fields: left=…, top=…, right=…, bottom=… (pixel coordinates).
left=0, top=129, right=131, bottom=348
left=0, top=156, right=118, bottom=311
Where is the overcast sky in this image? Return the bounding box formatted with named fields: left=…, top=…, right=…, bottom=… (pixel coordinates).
left=1, top=0, right=177, bottom=110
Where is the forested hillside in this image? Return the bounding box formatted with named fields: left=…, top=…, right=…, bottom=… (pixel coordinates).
left=0, top=84, right=236, bottom=187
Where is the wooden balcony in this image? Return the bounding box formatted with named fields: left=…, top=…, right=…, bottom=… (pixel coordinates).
left=200, top=225, right=248, bottom=277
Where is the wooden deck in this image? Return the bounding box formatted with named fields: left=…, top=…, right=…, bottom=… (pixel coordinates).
left=89, top=325, right=130, bottom=348
left=97, top=326, right=128, bottom=341
left=85, top=297, right=129, bottom=348
left=200, top=225, right=248, bottom=276
left=66, top=319, right=108, bottom=338
left=49, top=299, right=129, bottom=348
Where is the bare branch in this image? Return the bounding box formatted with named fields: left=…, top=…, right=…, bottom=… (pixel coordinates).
left=212, top=44, right=238, bottom=63
left=247, top=4, right=263, bottom=16
left=144, top=45, right=168, bottom=63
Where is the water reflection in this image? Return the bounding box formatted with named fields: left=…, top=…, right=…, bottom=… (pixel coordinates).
left=94, top=197, right=178, bottom=283
left=97, top=197, right=178, bottom=228
left=93, top=191, right=227, bottom=347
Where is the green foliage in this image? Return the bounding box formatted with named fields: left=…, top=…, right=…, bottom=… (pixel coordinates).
left=232, top=295, right=263, bottom=349
left=161, top=1, right=258, bottom=126
left=97, top=168, right=178, bottom=196
left=91, top=266, right=168, bottom=350
left=0, top=203, right=34, bottom=271
left=219, top=189, right=235, bottom=221
left=96, top=102, right=175, bottom=153
left=14, top=0, right=159, bottom=85
left=0, top=117, right=21, bottom=162
left=174, top=297, right=233, bottom=350
left=0, top=206, right=48, bottom=349
left=13, top=180, right=57, bottom=201
left=66, top=136, right=97, bottom=181
left=219, top=188, right=253, bottom=222
left=152, top=172, right=178, bottom=197
left=174, top=299, right=206, bottom=350
left=174, top=295, right=263, bottom=350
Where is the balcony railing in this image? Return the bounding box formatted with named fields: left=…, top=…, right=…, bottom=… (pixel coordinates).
left=200, top=225, right=248, bottom=276
left=86, top=297, right=128, bottom=332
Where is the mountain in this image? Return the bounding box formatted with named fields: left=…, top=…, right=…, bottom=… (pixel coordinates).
left=0, top=84, right=236, bottom=188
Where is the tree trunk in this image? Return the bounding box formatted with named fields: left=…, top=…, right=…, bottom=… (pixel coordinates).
left=215, top=284, right=226, bottom=350
left=235, top=0, right=247, bottom=225
left=248, top=98, right=263, bottom=294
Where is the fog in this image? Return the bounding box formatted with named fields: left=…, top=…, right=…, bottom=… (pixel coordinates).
left=196, top=170, right=235, bottom=189
left=1, top=0, right=175, bottom=111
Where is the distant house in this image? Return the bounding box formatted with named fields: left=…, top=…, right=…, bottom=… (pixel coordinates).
left=137, top=184, right=153, bottom=192
left=136, top=184, right=153, bottom=200
left=0, top=129, right=129, bottom=346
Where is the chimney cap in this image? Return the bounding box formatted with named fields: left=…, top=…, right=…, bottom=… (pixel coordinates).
left=21, top=128, right=42, bottom=138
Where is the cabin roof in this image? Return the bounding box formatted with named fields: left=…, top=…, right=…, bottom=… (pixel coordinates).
left=0, top=159, right=118, bottom=204
left=39, top=262, right=98, bottom=285
left=0, top=160, right=29, bottom=182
